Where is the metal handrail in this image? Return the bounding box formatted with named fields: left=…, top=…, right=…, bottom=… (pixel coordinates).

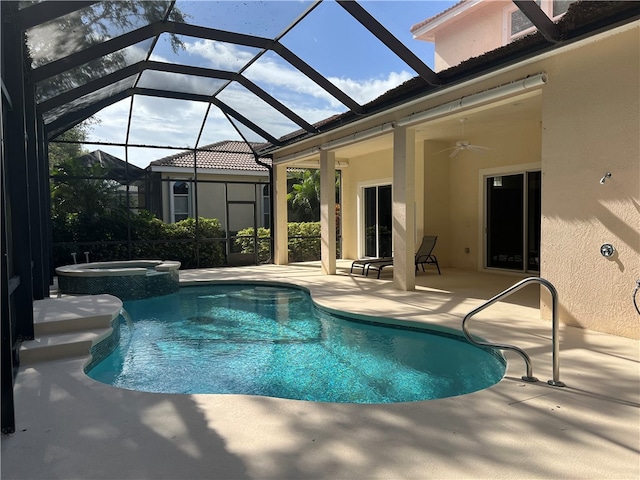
left=462, top=277, right=565, bottom=387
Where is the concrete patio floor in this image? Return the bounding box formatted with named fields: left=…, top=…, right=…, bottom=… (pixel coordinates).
left=2, top=262, right=639, bottom=479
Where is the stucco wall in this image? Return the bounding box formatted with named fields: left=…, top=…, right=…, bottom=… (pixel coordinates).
left=424, top=113, right=542, bottom=270
left=340, top=149, right=393, bottom=259
left=432, top=3, right=503, bottom=71
left=540, top=26, right=640, bottom=338
left=159, top=172, right=268, bottom=230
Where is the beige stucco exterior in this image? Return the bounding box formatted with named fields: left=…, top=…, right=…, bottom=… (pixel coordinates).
left=272, top=22, right=640, bottom=339
left=157, top=171, right=269, bottom=232
left=411, top=0, right=565, bottom=72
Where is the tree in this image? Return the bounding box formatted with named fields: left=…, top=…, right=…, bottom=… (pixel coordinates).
left=29, top=2, right=188, bottom=101
left=50, top=156, right=125, bottom=218
left=287, top=169, right=341, bottom=223
left=287, top=169, right=321, bottom=222
left=48, top=121, right=95, bottom=168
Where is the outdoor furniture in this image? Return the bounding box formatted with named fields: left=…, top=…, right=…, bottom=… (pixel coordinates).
left=415, top=235, right=441, bottom=274
left=366, top=259, right=394, bottom=278
left=350, top=257, right=394, bottom=275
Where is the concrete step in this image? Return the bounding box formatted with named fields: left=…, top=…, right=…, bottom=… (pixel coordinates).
left=22, top=294, right=123, bottom=365
left=19, top=329, right=112, bottom=365
left=33, top=295, right=122, bottom=334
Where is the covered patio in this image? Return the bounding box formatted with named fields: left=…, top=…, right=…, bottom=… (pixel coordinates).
left=3, top=2, right=639, bottom=475
left=3, top=263, right=638, bottom=479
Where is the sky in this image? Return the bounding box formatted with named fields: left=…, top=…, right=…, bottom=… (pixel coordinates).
left=83, top=1, right=457, bottom=168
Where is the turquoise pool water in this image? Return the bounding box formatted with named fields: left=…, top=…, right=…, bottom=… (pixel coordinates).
left=87, top=284, right=505, bottom=403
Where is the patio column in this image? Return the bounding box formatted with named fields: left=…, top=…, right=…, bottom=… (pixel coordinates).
left=392, top=125, right=416, bottom=291
left=273, top=163, right=288, bottom=265
left=320, top=150, right=336, bottom=275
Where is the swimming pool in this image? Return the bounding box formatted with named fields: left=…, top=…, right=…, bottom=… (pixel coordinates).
left=87, top=283, right=506, bottom=403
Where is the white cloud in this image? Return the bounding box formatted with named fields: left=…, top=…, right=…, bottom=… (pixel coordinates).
left=329, top=71, right=414, bottom=105
left=89, top=38, right=414, bottom=166
left=185, top=39, right=256, bottom=72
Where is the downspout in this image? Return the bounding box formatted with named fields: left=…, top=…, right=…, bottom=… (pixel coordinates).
left=250, top=149, right=273, bottom=264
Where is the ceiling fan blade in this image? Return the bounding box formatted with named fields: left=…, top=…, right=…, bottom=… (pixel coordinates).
left=433, top=146, right=455, bottom=155
left=449, top=148, right=461, bottom=158
left=467, top=145, right=490, bottom=155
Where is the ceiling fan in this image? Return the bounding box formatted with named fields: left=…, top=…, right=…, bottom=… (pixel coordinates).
left=436, top=118, right=490, bottom=158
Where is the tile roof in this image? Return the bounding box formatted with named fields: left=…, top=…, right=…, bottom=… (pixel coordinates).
left=149, top=140, right=271, bottom=172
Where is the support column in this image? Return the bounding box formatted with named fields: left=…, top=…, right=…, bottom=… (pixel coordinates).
left=320, top=150, right=336, bottom=275
left=392, top=126, right=416, bottom=291
left=272, top=163, right=288, bottom=265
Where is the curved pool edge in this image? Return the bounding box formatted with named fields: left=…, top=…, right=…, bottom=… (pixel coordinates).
left=179, top=279, right=503, bottom=350
left=84, top=279, right=509, bottom=405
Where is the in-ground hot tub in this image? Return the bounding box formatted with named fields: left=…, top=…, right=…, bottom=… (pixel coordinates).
left=56, top=260, right=181, bottom=300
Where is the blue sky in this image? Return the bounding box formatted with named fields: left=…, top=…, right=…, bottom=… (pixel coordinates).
left=86, top=1, right=456, bottom=167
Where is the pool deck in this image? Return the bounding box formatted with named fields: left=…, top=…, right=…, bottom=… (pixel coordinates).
left=3, top=262, right=639, bottom=479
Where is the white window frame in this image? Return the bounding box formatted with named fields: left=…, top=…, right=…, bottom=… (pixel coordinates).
left=261, top=184, right=270, bottom=228
left=356, top=178, right=393, bottom=259
left=170, top=180, right=192, bottom=223
left=503, top=0, right=573, bottom=44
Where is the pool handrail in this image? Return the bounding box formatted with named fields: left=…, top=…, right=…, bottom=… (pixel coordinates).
left=461, top=276, right=565, bottom=387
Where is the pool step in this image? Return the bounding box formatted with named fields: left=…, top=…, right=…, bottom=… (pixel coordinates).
left=20, top=329, right=111, bottom=365
left=20, top=295, right=122, bottom=366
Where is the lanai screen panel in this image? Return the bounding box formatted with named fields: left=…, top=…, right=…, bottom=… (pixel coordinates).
left=280, top=1, right=417, bottom=105
left=216, top=83, right=300, bottom=141
left=150, top=34, right=263, bottom=73
left=243, top=50, right=350, bottom=125
left=36, top=40, right=155, bottom=102
left=25, top=2, right=172, bottom=67
left=127, top=96, right=209, bottom=149
left=42, top=76, right=139, bottom=125
left=175, top=0, right=315, bottom=38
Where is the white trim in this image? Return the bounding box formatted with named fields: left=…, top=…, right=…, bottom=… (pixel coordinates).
left=410, top=0, right=483, bottom=40
left=477, top=162, right=542, bottom=272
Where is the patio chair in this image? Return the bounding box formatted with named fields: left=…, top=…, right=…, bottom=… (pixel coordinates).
left=415, top=235, right=441, bottom=274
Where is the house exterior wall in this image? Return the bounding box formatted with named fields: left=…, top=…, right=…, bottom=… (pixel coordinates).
left=340, top=148, right=393, bottom=260
left=158, top=172, right=268, bottom=232
left=274, top=23, right=639, bottom=339
left=539, top=26, right=640, bottom=338
left=433, top=112, right=542, bottom=270
left=429, top=3, right=504, bottom=72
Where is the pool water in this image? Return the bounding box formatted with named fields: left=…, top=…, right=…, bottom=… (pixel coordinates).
left=87, top=284, right=505, bottom=403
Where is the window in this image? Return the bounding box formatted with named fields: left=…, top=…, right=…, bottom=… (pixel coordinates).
left=171, top=181, right=191, bottom=222
left=362, top=184, right=392, bottom=258
left=506, top=0, right=575, bottom=42
left=262, top=184, right=270, bottom=227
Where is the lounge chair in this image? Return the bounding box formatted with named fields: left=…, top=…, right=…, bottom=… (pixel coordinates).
left=415, top=235, right=441, bottom=274
left=366, top=258, right=394, bottom=278
left=350, top=257, right=393, bottom=275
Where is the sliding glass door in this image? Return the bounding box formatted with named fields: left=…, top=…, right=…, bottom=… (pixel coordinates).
left=486, top=171, right=540, bottom=272
left=363, top=184, right=392, bottom=258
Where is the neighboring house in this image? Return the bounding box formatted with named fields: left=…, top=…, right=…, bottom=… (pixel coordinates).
left=68, top=149, right=145, bottom=209
left=410, top=0, right=576, bottom=72
left=269, top=3, right=639, bottom=339
left=145, top=140, right=271, bottom=234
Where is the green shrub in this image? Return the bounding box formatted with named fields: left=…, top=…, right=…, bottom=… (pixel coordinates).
left=52, top=211, right=225, bottom=269
left=235, top=222, right=321, bottom=262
